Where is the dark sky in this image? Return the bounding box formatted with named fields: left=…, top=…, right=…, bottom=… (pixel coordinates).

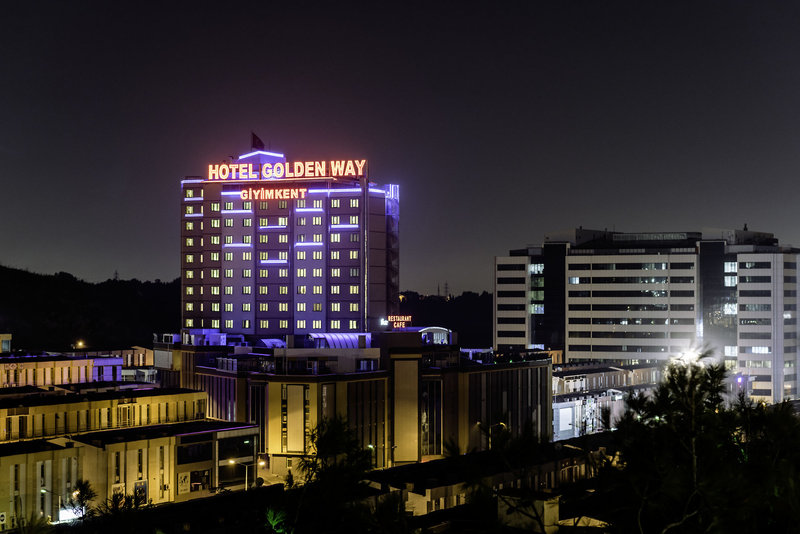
left=3, top=1, right=800, bottom=294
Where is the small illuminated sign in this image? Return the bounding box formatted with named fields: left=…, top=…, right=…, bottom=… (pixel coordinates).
left=239, top=187, right=308, bottom=200
left=387, top=315, right=412, bottom=328
left=207, top=159, right=367, bottom=182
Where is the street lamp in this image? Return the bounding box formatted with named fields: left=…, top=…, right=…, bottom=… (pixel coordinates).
left=39, top=488, right=62, bottom=521
left=228, top=459, right=250, bottom=491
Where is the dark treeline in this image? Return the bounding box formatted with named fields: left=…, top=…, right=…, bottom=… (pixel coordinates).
left=0, top=265, right=179, bottom=351
left=398, top=290, right=493, bottom=348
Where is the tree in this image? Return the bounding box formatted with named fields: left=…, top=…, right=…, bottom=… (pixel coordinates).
left=66, top=479, right=97, bottom=521
left=595, top=350, right=800, bottom=533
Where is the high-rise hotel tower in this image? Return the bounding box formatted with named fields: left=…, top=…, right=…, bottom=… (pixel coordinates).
left=181, top=149, right=399, bottom=343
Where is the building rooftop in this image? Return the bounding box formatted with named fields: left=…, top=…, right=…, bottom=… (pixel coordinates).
left=72, top=421, right=258, bottom=447
left=0, top=386, right=201, bottom=409
left=0, top=439, right=65, bottom=457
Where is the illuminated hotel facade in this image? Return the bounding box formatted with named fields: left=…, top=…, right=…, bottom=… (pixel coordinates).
left=181, top=150, right=399, bottom=343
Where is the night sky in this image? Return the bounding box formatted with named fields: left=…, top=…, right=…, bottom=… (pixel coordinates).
left=4, top=1, right=800, bottom=294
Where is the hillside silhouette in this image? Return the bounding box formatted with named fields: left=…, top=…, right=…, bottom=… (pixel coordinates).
left=0, top=265, right=179, bottom=351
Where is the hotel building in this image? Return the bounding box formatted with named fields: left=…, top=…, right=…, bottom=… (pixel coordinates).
left=180, top=149, right=399, bottom=343
left=494, top=228, right=799, bottom=403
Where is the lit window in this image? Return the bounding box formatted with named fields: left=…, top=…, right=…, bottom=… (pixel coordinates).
left=297, top=199, right=306, bottom=208
left=243, top=253, right=251, bottom=261
left=312, top=320, right=322, bottom=329
left=313, top=268, right=323, bottom=277
left=331, top=216, right=340, bottom=225
left=259, top=303, right=268, bottom=312
left=242, top=303, right=251, bottom=312
left=243, top=235, right=252, bottom=244
left=313, top=285, right=322, bottom=294
left=185, top=302, right=194, bottom=311
left=330, top=320, right=340, bottom=329
left=225, top=252, right=233, bottom=261
left=259, top=201, right=268, bottom=210
left=724, top=276, right=737, bottom=287
left=243, top=201, right=251, bottom=210
left=297, top=303, right=306, bottom=312
left=349, top=320, right=358, bottom=330
left=259, top=269, right=268, bottom=278
left=225, top=202, right=234, bottom=210
left=243, top=269, right=252, bottom=277
left=225, top=303, right=233, bottom=312
left=331, top=285, right=340, bottom=294
left=313, top=251, right=323, bottom=260
left=259, top=217, right=268, bottom=226
left=211, top=235, right=220, bottom=244
left=297, top=285, right=307, bottom=295
left=211, top=303, right=220, bottom=312
left=331, top=199, right=340, bottom=208
left=350, top=303, right=359, bottom=312
left=259, top=234, right=268, bottom=243
left=185, top=221, right=194, bottom=230
left=279, top=201, right=287, bottom=209
left=259, top=319, right=269, bottom=328
left=260, top=252, right=268, bottom=261
left=185, top=254, right=194, bottom=263
left=225, top=320, right=233, bottom=328
left=225, top=235, right=233, bottom=244
left=186, top=286, right=194, bottom=295
left=297, top=251, right=306, bottom=260
left=211, top=219, right=220, bottom=228
left=297, top=320, right=306, bottom=329
left=313, top=303, right=322, bottom=311
left=225, top=218, right=233, bottom=227
left=259, top=285, right=268, bottom=295
left=185, top=319, right=194, bottom=327
left=297, top=268, right=307, bottom=277
left=279, top=286, right=288, bottom=295
left=331, top=234, right=340, bottom=243
left=185, top=205, right=194, bottom=214
left=211, top=202, right=220, bottom=212
left=313, top=234, right=323, bottom=242
left=279, top=269, right=288, bottom=278
left=225, top=286, right=233, bottom=295
left=279, top=303, right=288, bottom=312
left=349, top=250, right=358, bottom=260
left=350, top=268, right=359, bottom=277
left=279, top=319, right=288, bottom=329
left=185, top=270, right=194, bottom=279
left=243, top=218, right=252, bottom=227
left=331, top=251, right=340, bottom=260
left=279, top=234, right=288, bottom=243
left=297, top=234, right=306, bottom=242
left=242, top=320, right=250, bottom=329
left=313, top=216, right=322, bottom=226
left=350, top=198, right=358, bottom=208
left=211, top=269, right=220, bottom=278
left=332, top=268, right=341, bottom=277
left=349, top=215, right=358, bottom=224
left=349, top=234, right=359, bottom=242
left=279, top=251, right=288, bottom=260
left=224, top=269, right=233, bottom=278
left=185, top=189, right=194, bottom=198
left=350, top=285, right=359, bottom=294
left=313, top=199, right=322, bottom=208
left=331, top=302, right=341, bottom=312
left=185, top=238, right=194, bottom=247
left=211, top=319, right=220, bottom=328
left=297, top=217, right=306, bottom=226
left=211, top=286, right=220, bottom=295
left=242, top=286, right=252, bottom=294
left=278, top=217, right=288, bottom=226
left=210, top=252, right=220, bottom=261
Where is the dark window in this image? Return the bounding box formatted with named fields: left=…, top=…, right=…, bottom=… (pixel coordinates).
left=740, top=290, right=771, bottom=297
left=568, top=263, right=591, bottom=270
left=177, top=442, right=213, bottom=464
left=497, top=264, right=525, bottom=271
left=670, top=290, right=695, bottom=298
left=670, top=262, right=695, bottom=269
left=670, top=277, right=695, bottom=283
left=740, top=276, right=771, bottom=283
left=497, top=304, right=525, bottom=311
left=497, top=330, right=526, bottom=338
left=497, top=317, right=525, bottom=324
left=497, top=291, right=526, bottom=298
left=740, top=318, right=771, bottom=326
left=497, top=277, right=526, bottom=284
left=739, top=262, right=771, bottom=269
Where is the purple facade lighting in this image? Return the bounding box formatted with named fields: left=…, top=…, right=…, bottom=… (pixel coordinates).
left=331, top=224, right=359, bottom=229
left=222, top=243, right=253, bottom=248
left=221, top=209, right=253, bottom=214
left=183, top=197, right=204, bottom=202
left=260, top=259, right=288, bottom=264
left=296, top=208, right=324, bottom=213
left=181, top=179, right=204, bottom=184
left=184, top=213, right=203, bottom=218
left=259, top=225, right=288, bottom=230
left=221, top=191, right=243, bottom=196
left=238, top=150, right=285, bottom=160
left=294, top=242, right=324, bottom=247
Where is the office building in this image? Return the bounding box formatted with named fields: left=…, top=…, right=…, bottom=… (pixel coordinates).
left=494, top=228, right=799, bottom=403
left=180, top=149, right=399, bottom=343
